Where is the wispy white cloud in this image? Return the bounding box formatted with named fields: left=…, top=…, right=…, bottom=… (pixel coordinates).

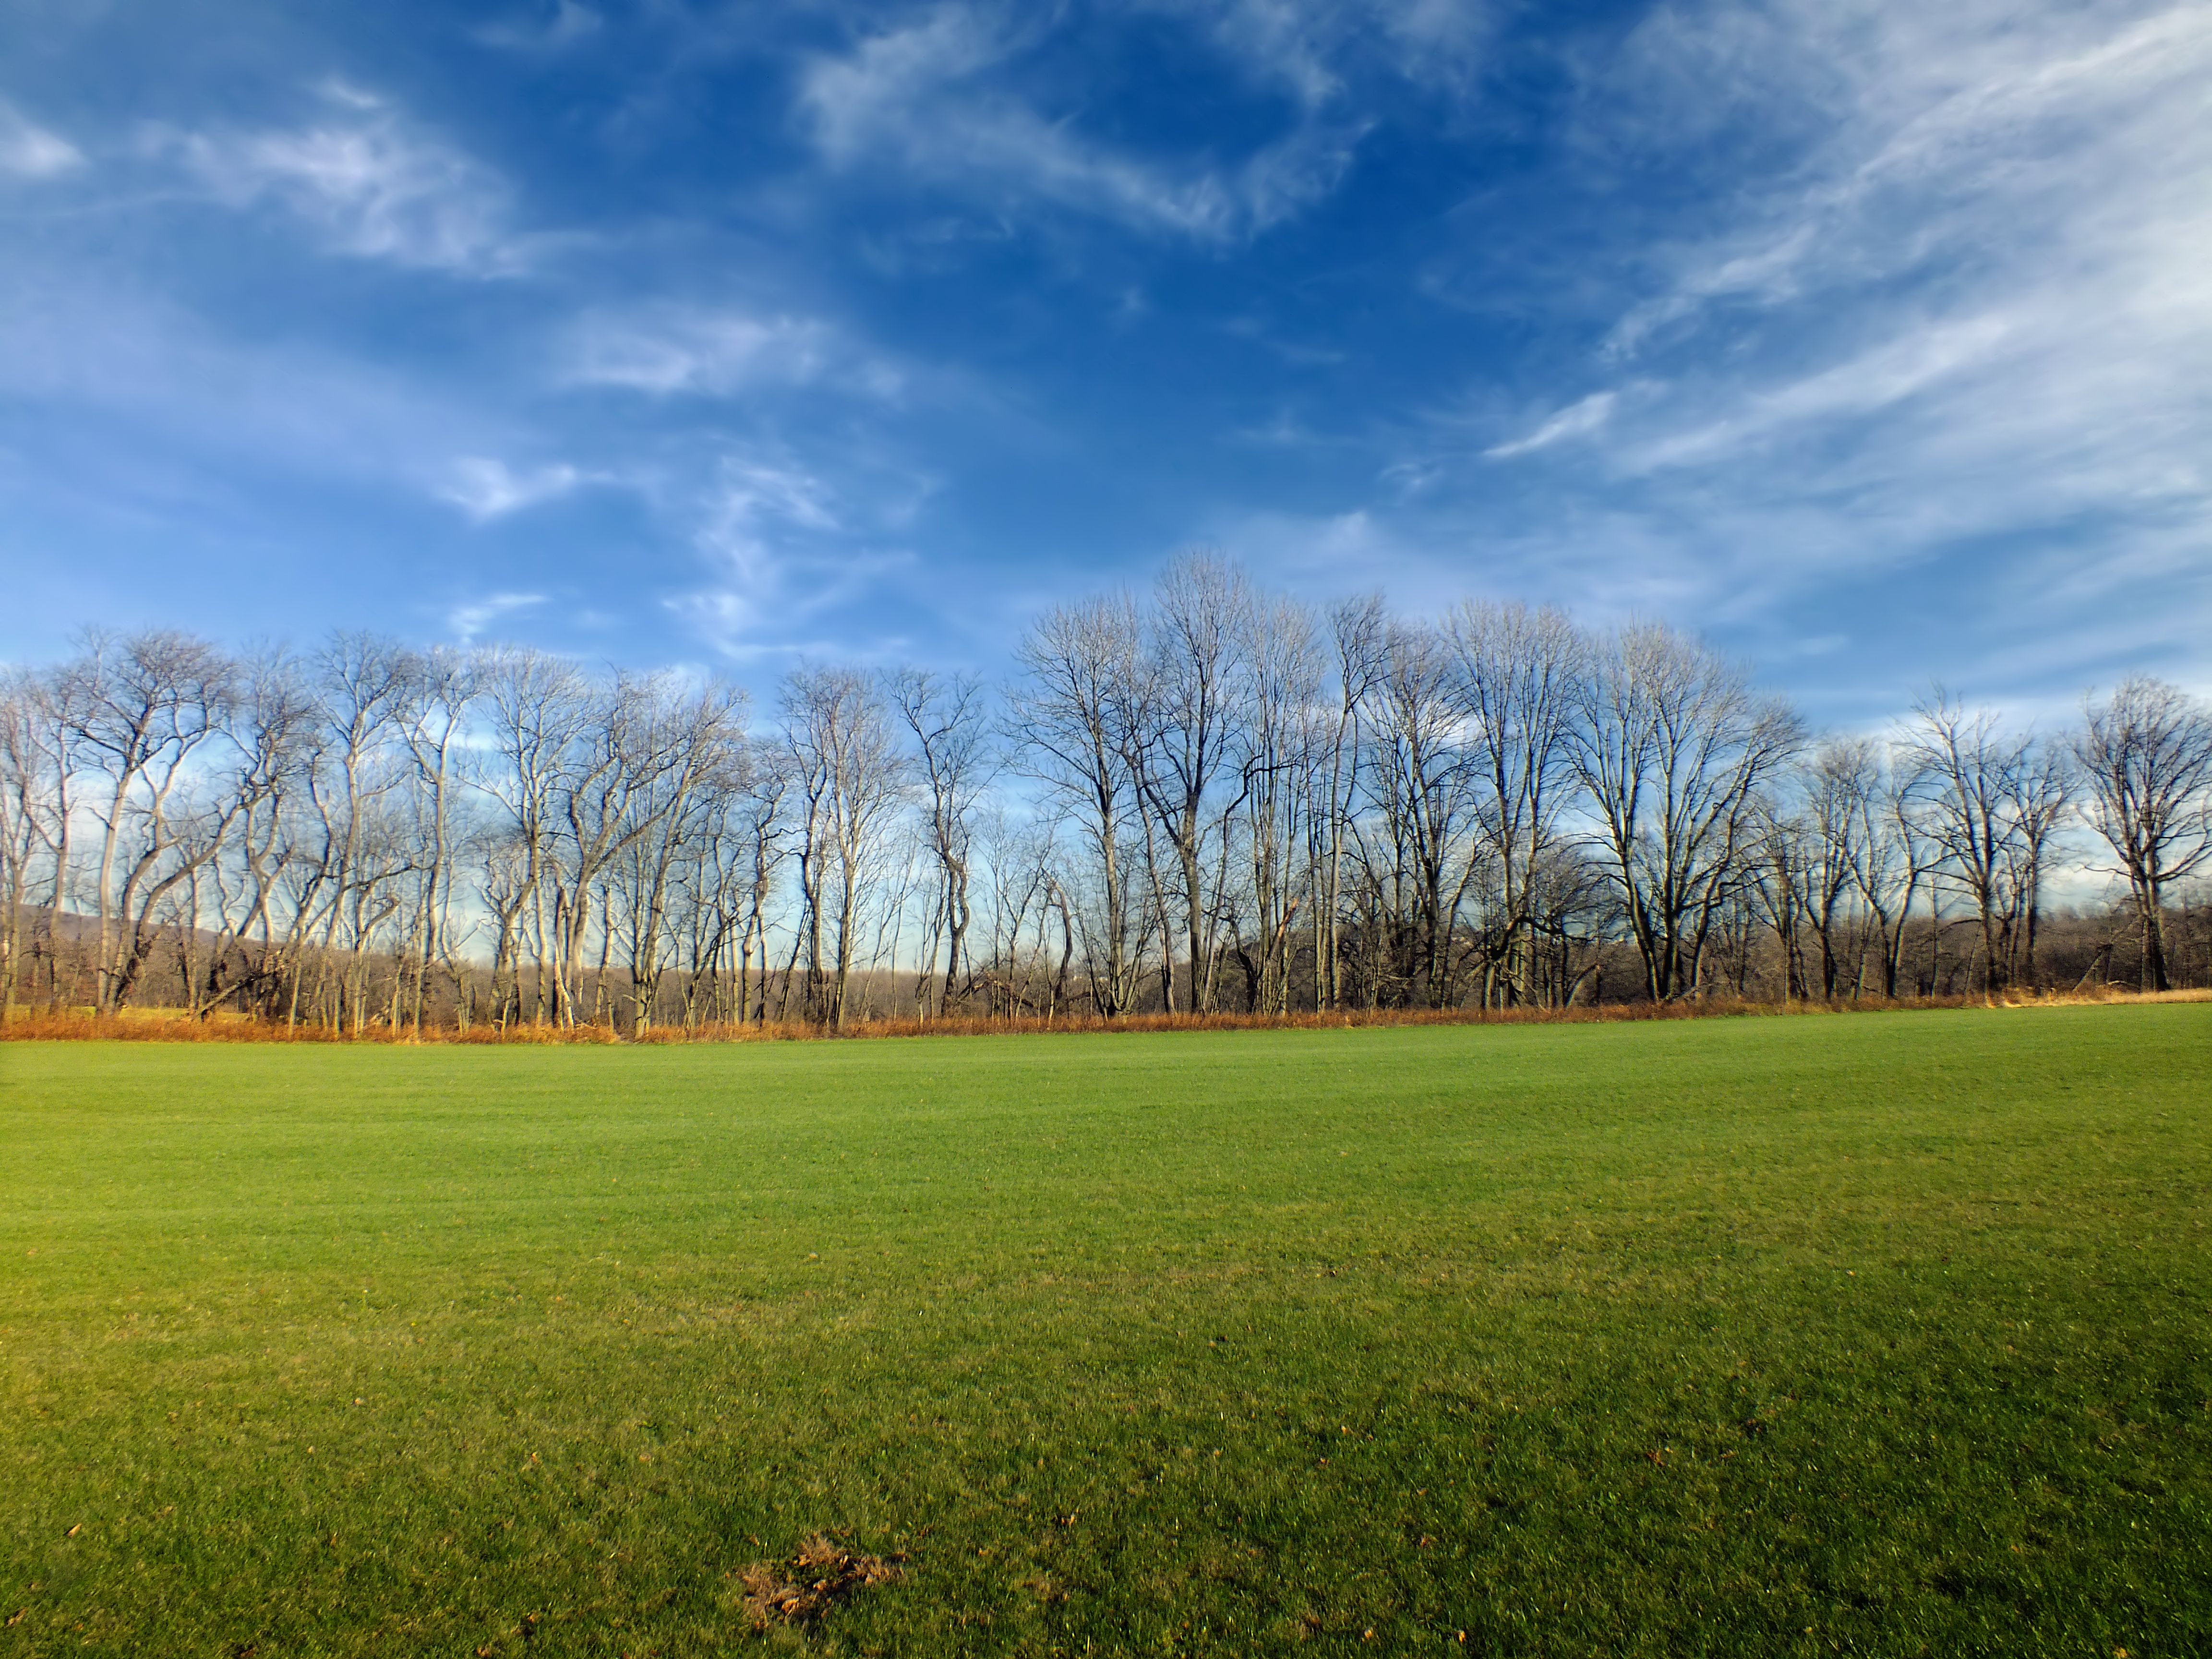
left=669, top=547, right=919, bottom=661
left=164, top=86, right=520, bottom=273
left=1604, top=228, right=1815, bottom=361
left=1435, top=0, right=2212, bottom=686
left=798, top=8, right=1360, bottom=241
left=1605, top=5, right=2212, bottom=361
left=1169, top=0, right=1492, bottom=102
left=696, top=456, right=838, bottom=590
left=446, top=591, right=546, bottom=644
left=564, top=305, right=850, bottom=396
left=664, top=451, right=937, bottom=659
left=1485, top=390, right=1616, bottom=459
left=1625, top=314, right=2015, bottom=470
left=0, top=100, right=84, bottom=178
left=439, top=457, right=584, bottom=520
left=665, top=589, right=763, bottom=655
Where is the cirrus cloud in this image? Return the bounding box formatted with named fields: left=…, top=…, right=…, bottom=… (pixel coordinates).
left=164, top=85, right=523, bottom=273
left=0, top=100, right=84, bottom=178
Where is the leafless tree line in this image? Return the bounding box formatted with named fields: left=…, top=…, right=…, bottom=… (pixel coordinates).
left=3, top=563, right=2207, bottom=1028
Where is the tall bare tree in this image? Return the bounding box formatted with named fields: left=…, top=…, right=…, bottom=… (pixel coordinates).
left=1898, top=691, right=2048, bottom=997
left=0, top=670, right=67, bottom=1014
left=1446, top=601, right=1583, bottom=1007
left=1749, top=791, right=1812, bottom=1001
left=2005, top=744, right=2073, bottom=989
left=891, top=668, right=997, bottom=1016
left=301, top=635, right=415, bottom=1033
left=198, top=648, right=315, bottom=1022
left=1310, top=595, right=1386, bottom=1011
left=473, top=647, right=592, bottom=1026
left=1357, top=620, right=1482, bottom=1008
left=1010, top=594, right=1149, bottom=1016
left=2074, top=676, right=2212, bottom=992
left=733, top=752, right=791, bottom=1026
left=1571, top=625, right=1803, bottom=1002
left=57, top=630, right=247, bottom=1013
left=613, top=677, right=750, bottom=1031
left=1848, top=741, right=1931, bottom=999
left=1232, top=593, right=1323, bottom=1013
left=1133, top=552, right=1251, bottom=1014
left=395, top=647, right=476, bottom=1031
left=781, top=667, right=907, bottom=1028
left=1791, top=738, right=1885, bottom=998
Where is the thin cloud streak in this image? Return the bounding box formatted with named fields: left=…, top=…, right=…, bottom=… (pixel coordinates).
left=564, top=306, right=839, bottom=396
left=0, top=0, right=2199, bottom=718
left=0, top=101, right=84, bottom=178
left=446, top=591, right=547, bottom=644
left=1398, top=0, right=2212, bottom=702
left=161, top=87, right=523, bottom=273
left=1486, top=391, right=1616, bottom=459
left=440, top=457, right=585, bottom=521
left=798, top=8, right=1361, bottom=241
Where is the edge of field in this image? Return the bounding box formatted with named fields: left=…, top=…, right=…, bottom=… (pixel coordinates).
left=1, top=986, right=2204, bottom=1046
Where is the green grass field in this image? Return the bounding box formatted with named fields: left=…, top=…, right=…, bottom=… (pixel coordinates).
left=2, top=1008, right=2208, bottom=1657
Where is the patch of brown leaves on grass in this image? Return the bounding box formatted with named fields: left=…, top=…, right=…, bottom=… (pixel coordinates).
left=733, top=1533, right=906, bottom=1630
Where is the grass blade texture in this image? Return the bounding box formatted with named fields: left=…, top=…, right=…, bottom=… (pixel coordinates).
left=2, top=1005, right=2207, bottom=1655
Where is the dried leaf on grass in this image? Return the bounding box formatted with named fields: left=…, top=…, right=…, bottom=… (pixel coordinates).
left=733, top=1532, right=906, bottom=1630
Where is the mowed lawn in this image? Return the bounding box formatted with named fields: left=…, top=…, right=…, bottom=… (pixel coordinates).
left=1, top=1010, right=2207, bottom=1657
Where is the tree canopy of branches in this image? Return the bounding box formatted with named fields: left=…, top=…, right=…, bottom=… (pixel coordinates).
left=2, top=598, right=2200, bottom=1031
left=2074, top=676, right=2212, bottom=992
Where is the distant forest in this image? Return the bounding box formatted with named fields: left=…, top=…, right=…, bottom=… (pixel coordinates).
left=3, top=554, right=2207, bottom=1034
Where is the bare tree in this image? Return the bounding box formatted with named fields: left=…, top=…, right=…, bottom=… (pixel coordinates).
left=781, top=667, right=907, bottom=1028
left=1791, top=738, right=1884, bottom=998
left=1524, top=842, right=1612, bottom=1006
left=1132, top=552, right=1251, bottom=1013
left=395, top=647, right=476, bottom=1031
left=1571, top=625, right=1803, bottom=1002
left=8, top=671, right=76, bottom=1010
left=891, top=668, right=998, bottom=1016
left=1749, top=793, right=1812, bottom=1001
left=1232, top=593, right=1323, bottom=1013
left=299, top=634, right=416, bottom=1032
left=1852, top=741, right=1932, bottom=999
left=613, top=677, right=750, bottom=1032
left=734, top=752, right=791, bottom=1025
left=2005, top=743, right=2073, bottom=989
left=1357, top=620, right=1482, bottom=1008
left=0, top=670, right=67, bottom=1014
left=1310, top=595, right=1386, bottom=1011
left=473, top=648, right=592, bottom=1026
left=1446, top=601, right=1583, bottom=1007
left=534, top=671, right=717, bottom=1028
left=1009, top=594, right=1149, bottom=1016
left=1898, top=691, right=2044, bottom=998
left=2074, top=676, right=2212, bottom=992
left=193, top=648, right=315, bottom=1022
left=56, top=629, right=247, bottom=1013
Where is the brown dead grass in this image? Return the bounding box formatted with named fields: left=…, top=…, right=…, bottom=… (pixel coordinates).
left=634, top=996, right=1967, bottom=1045
left=2019, top=985, right=2212, bottom=1006
left=1, top=986, right=2197, bottom=1046
left=0, top=1010, right=621, bottom=1045
left=730, top=1533, right=905, bottom=1630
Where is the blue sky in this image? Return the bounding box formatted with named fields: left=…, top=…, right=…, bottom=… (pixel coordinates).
left=1, top=0, right=2206, bottom=727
